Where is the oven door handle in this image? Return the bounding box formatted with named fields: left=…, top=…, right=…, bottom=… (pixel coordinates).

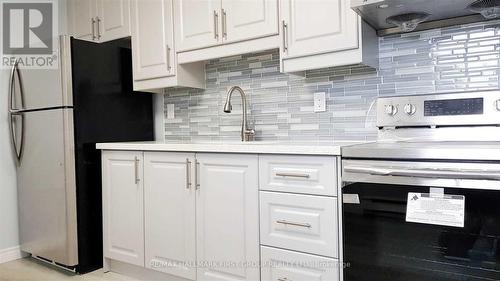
left=344, top=166, right=500, bottom=181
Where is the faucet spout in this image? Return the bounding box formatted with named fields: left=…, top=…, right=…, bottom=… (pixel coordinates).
left=223, top=86, right=255, bottom=142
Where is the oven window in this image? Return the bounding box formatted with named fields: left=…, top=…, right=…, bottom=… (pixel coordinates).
left=343, top=183, right=500, bottom=281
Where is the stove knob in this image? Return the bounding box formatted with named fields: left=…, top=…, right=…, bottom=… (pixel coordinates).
left=385, top=104, right=398, bottom=116
left=496, top=99, right=500, bottom=111
left=404, top=103, right=416, bottom=115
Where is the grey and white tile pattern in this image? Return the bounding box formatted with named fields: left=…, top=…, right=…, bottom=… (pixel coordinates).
left=163, top=20, right=500, bottom=142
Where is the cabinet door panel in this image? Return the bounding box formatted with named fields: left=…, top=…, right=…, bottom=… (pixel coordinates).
left=131, top=0, right=175, bottom=81
left=97, top=0, right=131, bottom=42
left=222, top=0, right=278, bottom=43
left=281, top=0, right=358, bottom=58
left=174, top=0, right=220, bottom=51
left=102, top=151, right=144, bottom=266
left=196, top=154, right=260, bottom=281
left=68, top=0, right=97, bottom=41
left=144, top=152, right=196, bottom=280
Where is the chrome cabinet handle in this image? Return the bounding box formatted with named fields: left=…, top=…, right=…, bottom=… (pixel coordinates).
left=134, top=156, right=140, bottom=184
left=282, top=20, right=288, bottom=53
left=213, top=10, right=219, bottom=39
left=276, top=172, right=310, bottom=178
left=276, top=220, right=311, bottom=228
left=186, top=159, right=192, bottom=189
left=222, top=8, right=227, bottom=39
left=166, top=45, right=172, bottom=71
left=195, top=160, right=200, bottom=190
left=96, top=17, right=101, bottom=40
left=91, top=18, right=96, bottom=40
left=278, top=278, right=290, bottom=281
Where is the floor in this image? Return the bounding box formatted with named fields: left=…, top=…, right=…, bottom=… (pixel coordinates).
left=0, top=258, right=137, bottom=281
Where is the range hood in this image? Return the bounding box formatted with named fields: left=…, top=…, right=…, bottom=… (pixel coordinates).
left=351, top=0, right=500, bottom=36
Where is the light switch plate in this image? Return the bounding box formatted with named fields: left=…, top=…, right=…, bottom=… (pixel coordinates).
left=167, top=104, right=175, bottom=119
left=314, top=92, right=326, bottom=112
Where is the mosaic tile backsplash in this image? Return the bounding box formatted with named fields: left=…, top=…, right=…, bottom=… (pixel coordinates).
left=162, top=20, right=500, bottom=142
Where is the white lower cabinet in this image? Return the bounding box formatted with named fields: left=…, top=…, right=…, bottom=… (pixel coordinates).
left=102, top=151, right=340, bottom=281
left=102, top=150, right=145, bottom=267
left=102, top=151, right=260, bottom=281
left=261, top=246, right=339, bottom=281
left=196, top=153, right=260, bottom=281
left=144, top=152, right=196, bottom=280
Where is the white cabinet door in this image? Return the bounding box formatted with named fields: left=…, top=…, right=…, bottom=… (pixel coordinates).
left=222, top=0, right=278, bottom=44
left=144, top=152, right=196, bottom=280
left=174, top=0, right=221, bottom=51
left=196, top=154, right=260, bottom=281
left=281, top=0, right=359, bottom=59
left=102, top=151, right=144, bottom=267
left=97, top=0, right=131, bottom=42
left=131, top=0, right=175, bottom=81
left=68, top=0, right=97, bottom=41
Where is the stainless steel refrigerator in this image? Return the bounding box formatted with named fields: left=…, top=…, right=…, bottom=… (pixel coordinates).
left=7, top=35, right=154, bottom=273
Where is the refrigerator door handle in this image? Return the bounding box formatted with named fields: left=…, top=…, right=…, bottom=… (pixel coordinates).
left=8, top=61, right=17, bottom=112
left=8, top=60, right=26, bottom=113
left=9, top=111, right=25, bottom=165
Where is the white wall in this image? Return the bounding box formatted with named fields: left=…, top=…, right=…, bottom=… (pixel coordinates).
left=0, top=0, right=67, bottom=256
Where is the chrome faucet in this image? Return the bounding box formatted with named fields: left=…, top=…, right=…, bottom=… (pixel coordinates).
left=223, top=86, right=255, bottom=142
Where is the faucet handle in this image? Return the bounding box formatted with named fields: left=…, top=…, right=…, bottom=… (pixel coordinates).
left=244, top=128, right=255, bottom=141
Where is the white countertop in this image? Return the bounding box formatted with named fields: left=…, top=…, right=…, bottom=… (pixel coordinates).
left=96, top=141, right=364, bottom=156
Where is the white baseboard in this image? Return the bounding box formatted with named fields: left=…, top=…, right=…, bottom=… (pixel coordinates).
left=0, top=246, right=26, bottom=264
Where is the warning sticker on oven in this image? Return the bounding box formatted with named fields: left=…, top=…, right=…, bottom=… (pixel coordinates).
left=406, top=193, right=465, bottom=228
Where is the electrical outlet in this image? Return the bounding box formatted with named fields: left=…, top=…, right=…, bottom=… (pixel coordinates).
left=314, top=92, right=326, bottom=112
left=167, top=104, right=175, bottom=119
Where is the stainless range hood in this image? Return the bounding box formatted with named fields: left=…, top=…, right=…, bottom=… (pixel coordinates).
left=351, top=0, right=500, bottom=36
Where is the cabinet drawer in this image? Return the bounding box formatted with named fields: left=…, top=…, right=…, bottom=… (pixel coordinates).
left=260, top=191, right=338, bottom=258
left=261, top=246, right=339, bottom=281
left=259, top=155, right=337, bottom=196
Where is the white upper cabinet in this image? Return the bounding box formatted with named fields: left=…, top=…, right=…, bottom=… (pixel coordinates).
left=131, top=0, right=175, bottom=81
left=130, top=0, right=205, bottom=92
left=102, top=151, right=144, bottom=267
left=68, top=0, right=131, bottom=43
left=97, top=0, right=132, bottom=42
left=220, top=0, right=278, bottom=44
left=281, top=0, right=358, bottom=59
left=144, top=152, right=196, bottom=280
left=174, top=0, right=221, bottom=52
left=196, top=153, right=260, bottom=281
left=68, top=0, right=97, bottom=41
left=280, top=0, right=378, bottom=72
left=174, top=0, right=280, bottom=63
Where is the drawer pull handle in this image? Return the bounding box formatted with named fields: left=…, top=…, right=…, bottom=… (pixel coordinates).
left=278, top=278, right=290, bottom=281
left=276, top=220, right=311, bottom=228
left=276, top=172, right=310, bottom=178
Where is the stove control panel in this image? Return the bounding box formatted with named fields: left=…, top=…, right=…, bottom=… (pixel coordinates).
left=377, top=91, right=500, bottom=128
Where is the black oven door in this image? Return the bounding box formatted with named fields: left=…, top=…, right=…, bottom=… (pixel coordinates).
left=342, top=160, right=500, bottom=281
